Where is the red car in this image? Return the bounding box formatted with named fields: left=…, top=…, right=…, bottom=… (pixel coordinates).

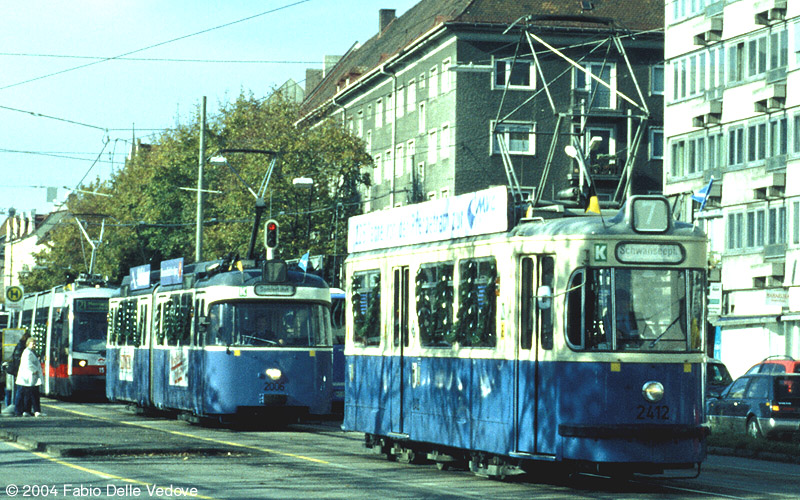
left=745, top=356, right=800, bottom=375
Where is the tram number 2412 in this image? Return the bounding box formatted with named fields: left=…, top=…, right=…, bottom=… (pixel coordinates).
left=636, top=404, right=670, bottom=420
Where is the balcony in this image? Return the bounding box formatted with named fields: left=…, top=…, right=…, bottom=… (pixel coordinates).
left=754, top=0, right=787, bottom=25
left=754, top=83, right=786, bottom=113
left=692, top=100, right=722, bottom=127
left=693, top=17, right=723, bottom=46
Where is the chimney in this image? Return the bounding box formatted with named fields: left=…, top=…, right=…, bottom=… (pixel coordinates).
left=305, top=69, right=323, bottom=94
left=379, top=9, right=396, bottom=33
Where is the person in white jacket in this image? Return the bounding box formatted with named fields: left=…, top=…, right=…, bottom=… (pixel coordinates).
left=15, top=337, right=44, bottom=417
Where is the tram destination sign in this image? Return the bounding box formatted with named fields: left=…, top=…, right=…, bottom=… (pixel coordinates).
left=348, top=186, right=508, bottom=252
left=615, top=242, right=684, bottom=264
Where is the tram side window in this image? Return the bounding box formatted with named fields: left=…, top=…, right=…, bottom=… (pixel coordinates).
left=416, top=262, right=454, bottom=347
left=164, top=293, right=192, bottom=346
left=455, top=258, right=497, bottom=347
left=352, top=270, right=382, bottom=346
left=565, top=270, right=585, bottom=348
left=111, top=299, right=138, bottom=346
left=137, top=303, right=148, bottom=347
left=540, top=256, right=555, bottom=350
left=32, top=306, right=48, bottom=357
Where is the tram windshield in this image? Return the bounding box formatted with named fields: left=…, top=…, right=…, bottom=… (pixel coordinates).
left=73, top=299, right=110, bottom=353
left=206, top=301, right=331, bottom=347
left=566, top=268, right=704, bottom=352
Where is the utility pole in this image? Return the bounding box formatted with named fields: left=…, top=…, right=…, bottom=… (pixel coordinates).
left=196, top=96, right=206, bottom=263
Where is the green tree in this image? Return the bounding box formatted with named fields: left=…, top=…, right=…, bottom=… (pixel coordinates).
left=20, top=91, right=371, bottom=292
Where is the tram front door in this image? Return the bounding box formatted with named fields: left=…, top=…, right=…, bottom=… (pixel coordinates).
left=389, top=266, right=410, bottom=436
left=515, top=255, right=555, bottom=455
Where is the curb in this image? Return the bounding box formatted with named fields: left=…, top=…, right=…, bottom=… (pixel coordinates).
left=708, top=446, right=800, bottom=464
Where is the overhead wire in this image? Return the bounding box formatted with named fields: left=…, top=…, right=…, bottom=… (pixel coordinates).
left=0, top=0, right=313, bottom=92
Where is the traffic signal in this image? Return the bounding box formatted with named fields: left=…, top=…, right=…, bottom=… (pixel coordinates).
left=265, top=219, right=279, bottom=249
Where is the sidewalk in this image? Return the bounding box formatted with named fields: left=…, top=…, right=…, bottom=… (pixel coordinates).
left=1, top=400, right=240, bottom=458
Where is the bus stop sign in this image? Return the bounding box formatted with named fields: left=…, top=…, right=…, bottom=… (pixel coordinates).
left=5, top=285, right=23, bottom=310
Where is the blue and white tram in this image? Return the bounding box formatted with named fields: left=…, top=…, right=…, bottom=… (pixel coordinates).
left=106, top=259, right=334, bottom=421
left=344, top=188, right=709, bottom=477
left=16, top=276, right=118, bottom=398
left=331, top=287, right=346, bottom=407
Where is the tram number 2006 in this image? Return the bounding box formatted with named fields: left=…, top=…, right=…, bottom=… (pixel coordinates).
left=264, top=382, right=285, bottom=392
left=636, top=404, right=670, bottom=420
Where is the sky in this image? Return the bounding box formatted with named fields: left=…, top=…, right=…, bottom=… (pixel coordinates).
left=0, top=0, right=420, bottom=217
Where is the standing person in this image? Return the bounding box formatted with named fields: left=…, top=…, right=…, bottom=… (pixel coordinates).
left=15, top=337, right=44, bottom=417
left=7, top=333, right=30, bottom=411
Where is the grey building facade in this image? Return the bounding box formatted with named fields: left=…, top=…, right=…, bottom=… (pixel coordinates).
left=299, top=0, right=665, bottom=213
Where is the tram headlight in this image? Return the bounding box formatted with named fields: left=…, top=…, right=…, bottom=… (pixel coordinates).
left=266, top=368, right=282, bottom=381
left=642, top=381, right=664, bottom=402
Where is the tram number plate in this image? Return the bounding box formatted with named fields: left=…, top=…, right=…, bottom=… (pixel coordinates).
left=636, top=404, right=670, bottom=420
left=263, top=382, right=285, bottom=392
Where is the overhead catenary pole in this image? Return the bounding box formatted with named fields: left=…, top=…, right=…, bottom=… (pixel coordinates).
left=196, top=96, right=206, bottom=263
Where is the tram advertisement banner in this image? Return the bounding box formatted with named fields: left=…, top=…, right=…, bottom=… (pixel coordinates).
left=169, top=348, right=189, bottom=387
left=160, top=258, right=184, bottom=286
left=119, top=346, right=134, bottom=382
left=347, top=186, right=509, bottom=252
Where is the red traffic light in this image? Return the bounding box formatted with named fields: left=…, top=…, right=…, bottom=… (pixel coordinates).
left=265, top=219, right=279, bottom=249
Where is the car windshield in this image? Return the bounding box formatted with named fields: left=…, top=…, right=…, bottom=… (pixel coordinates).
left=566, top=267, right=704, bottom=352
left=206, top=300, right=331, bottom=347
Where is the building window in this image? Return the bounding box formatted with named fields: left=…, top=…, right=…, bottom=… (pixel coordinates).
left=728, top=42, right=745, bottom=84
left=687, top=136, right=705, bottom=175
left=396, top=86, right=404, bottom=118
left=365, top=130, right=372, bottom=152
left=769, top=30, right=788, bottom=70
left=383, top=150, right=393, bottom=183
left=771, top=116, right=788, bottom=157
left=357, top=110, right=364, bottom=137
left=727, top=212, right=744, bottom=250
left=373, top=154, right=382, bottom=184
left=494, top=58, right=535, bottom=89
left=793, top=201, right=800, bottom=245
left=671, top=139, right=685, bottom=178
left=429, top=66, right=438, bottom=99
left=651, top=65, right=664, bottom=95
left=650, top=128, right=664, bottom=159
left=747, top=122, right=767, bottom=163
left=747, top=36, right=768, bottom=78
left=768, top=206, right=787, bottom=245
left=395, top=144, right=404, bottom=178
left=418, top=102, right=425, bottom=134
left=375, top=99, right=383, bottom=128
left=441, top=58, right=452, bottom=94
left=406, top=140, right=415, bottom=176
left=418, top=162, right=425, bottom=182
left=574, top=62, right=615, bottom=108
left=728, top=127, right=744, bottom=166
left=708, top=133, right=723, bottom=169
left=427, top=129, right=438, bottom=164
left=386, top=94, right=394, bottom=125
left=794, top=113, right=800, bottom=155
left=756, top=209, right=766, bottom=247
left=407, top=80, right=416, bottom=113
left=491, top=121, right=536, bottom=155
left=440, top=123, right=451, bottom=159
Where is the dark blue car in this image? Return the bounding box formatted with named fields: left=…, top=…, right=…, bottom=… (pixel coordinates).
left=707, top=373, right=800, bottom=439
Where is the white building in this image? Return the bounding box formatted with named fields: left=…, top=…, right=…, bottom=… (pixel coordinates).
left=664, top=0, right=799, bottom=377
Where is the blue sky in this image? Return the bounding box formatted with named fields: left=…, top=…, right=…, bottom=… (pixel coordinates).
left=0, top=0, right=419, bottom=216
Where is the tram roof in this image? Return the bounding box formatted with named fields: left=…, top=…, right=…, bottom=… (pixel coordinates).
left=510, top=207, right=705, bottom=239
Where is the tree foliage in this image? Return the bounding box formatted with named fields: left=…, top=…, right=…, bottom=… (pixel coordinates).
left=20, top=93, right=371, bottom=292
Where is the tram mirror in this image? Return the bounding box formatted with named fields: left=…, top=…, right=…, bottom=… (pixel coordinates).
left=537, top=285, right=552, bottom=310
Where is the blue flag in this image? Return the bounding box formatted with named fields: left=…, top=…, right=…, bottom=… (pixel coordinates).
left=298, top=252, right=310, bottom=272
left=691, top=178, right=714, bottom=212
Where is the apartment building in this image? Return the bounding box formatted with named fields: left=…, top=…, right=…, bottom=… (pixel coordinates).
left=299, top=0, right=665, bottom=213
left=664, top=0, right=799, bottom=376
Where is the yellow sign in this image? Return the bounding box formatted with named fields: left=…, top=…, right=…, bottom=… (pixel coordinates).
left=5, top=285, right=24, bottom=309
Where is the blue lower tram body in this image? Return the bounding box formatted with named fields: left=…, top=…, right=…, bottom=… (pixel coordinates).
left=107, top=347, right=333, bottom=418
left=345, top=355, right=707, bottom=470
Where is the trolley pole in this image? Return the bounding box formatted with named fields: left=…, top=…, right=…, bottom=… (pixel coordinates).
left=196, top=96, right=206, bottom=263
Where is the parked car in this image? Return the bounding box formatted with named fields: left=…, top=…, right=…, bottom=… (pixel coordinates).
left=745, top=355, right=800, bottom=375
left=707, top=373, right=800, bottom=439
left=706, top=358, right=733, bottom=399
